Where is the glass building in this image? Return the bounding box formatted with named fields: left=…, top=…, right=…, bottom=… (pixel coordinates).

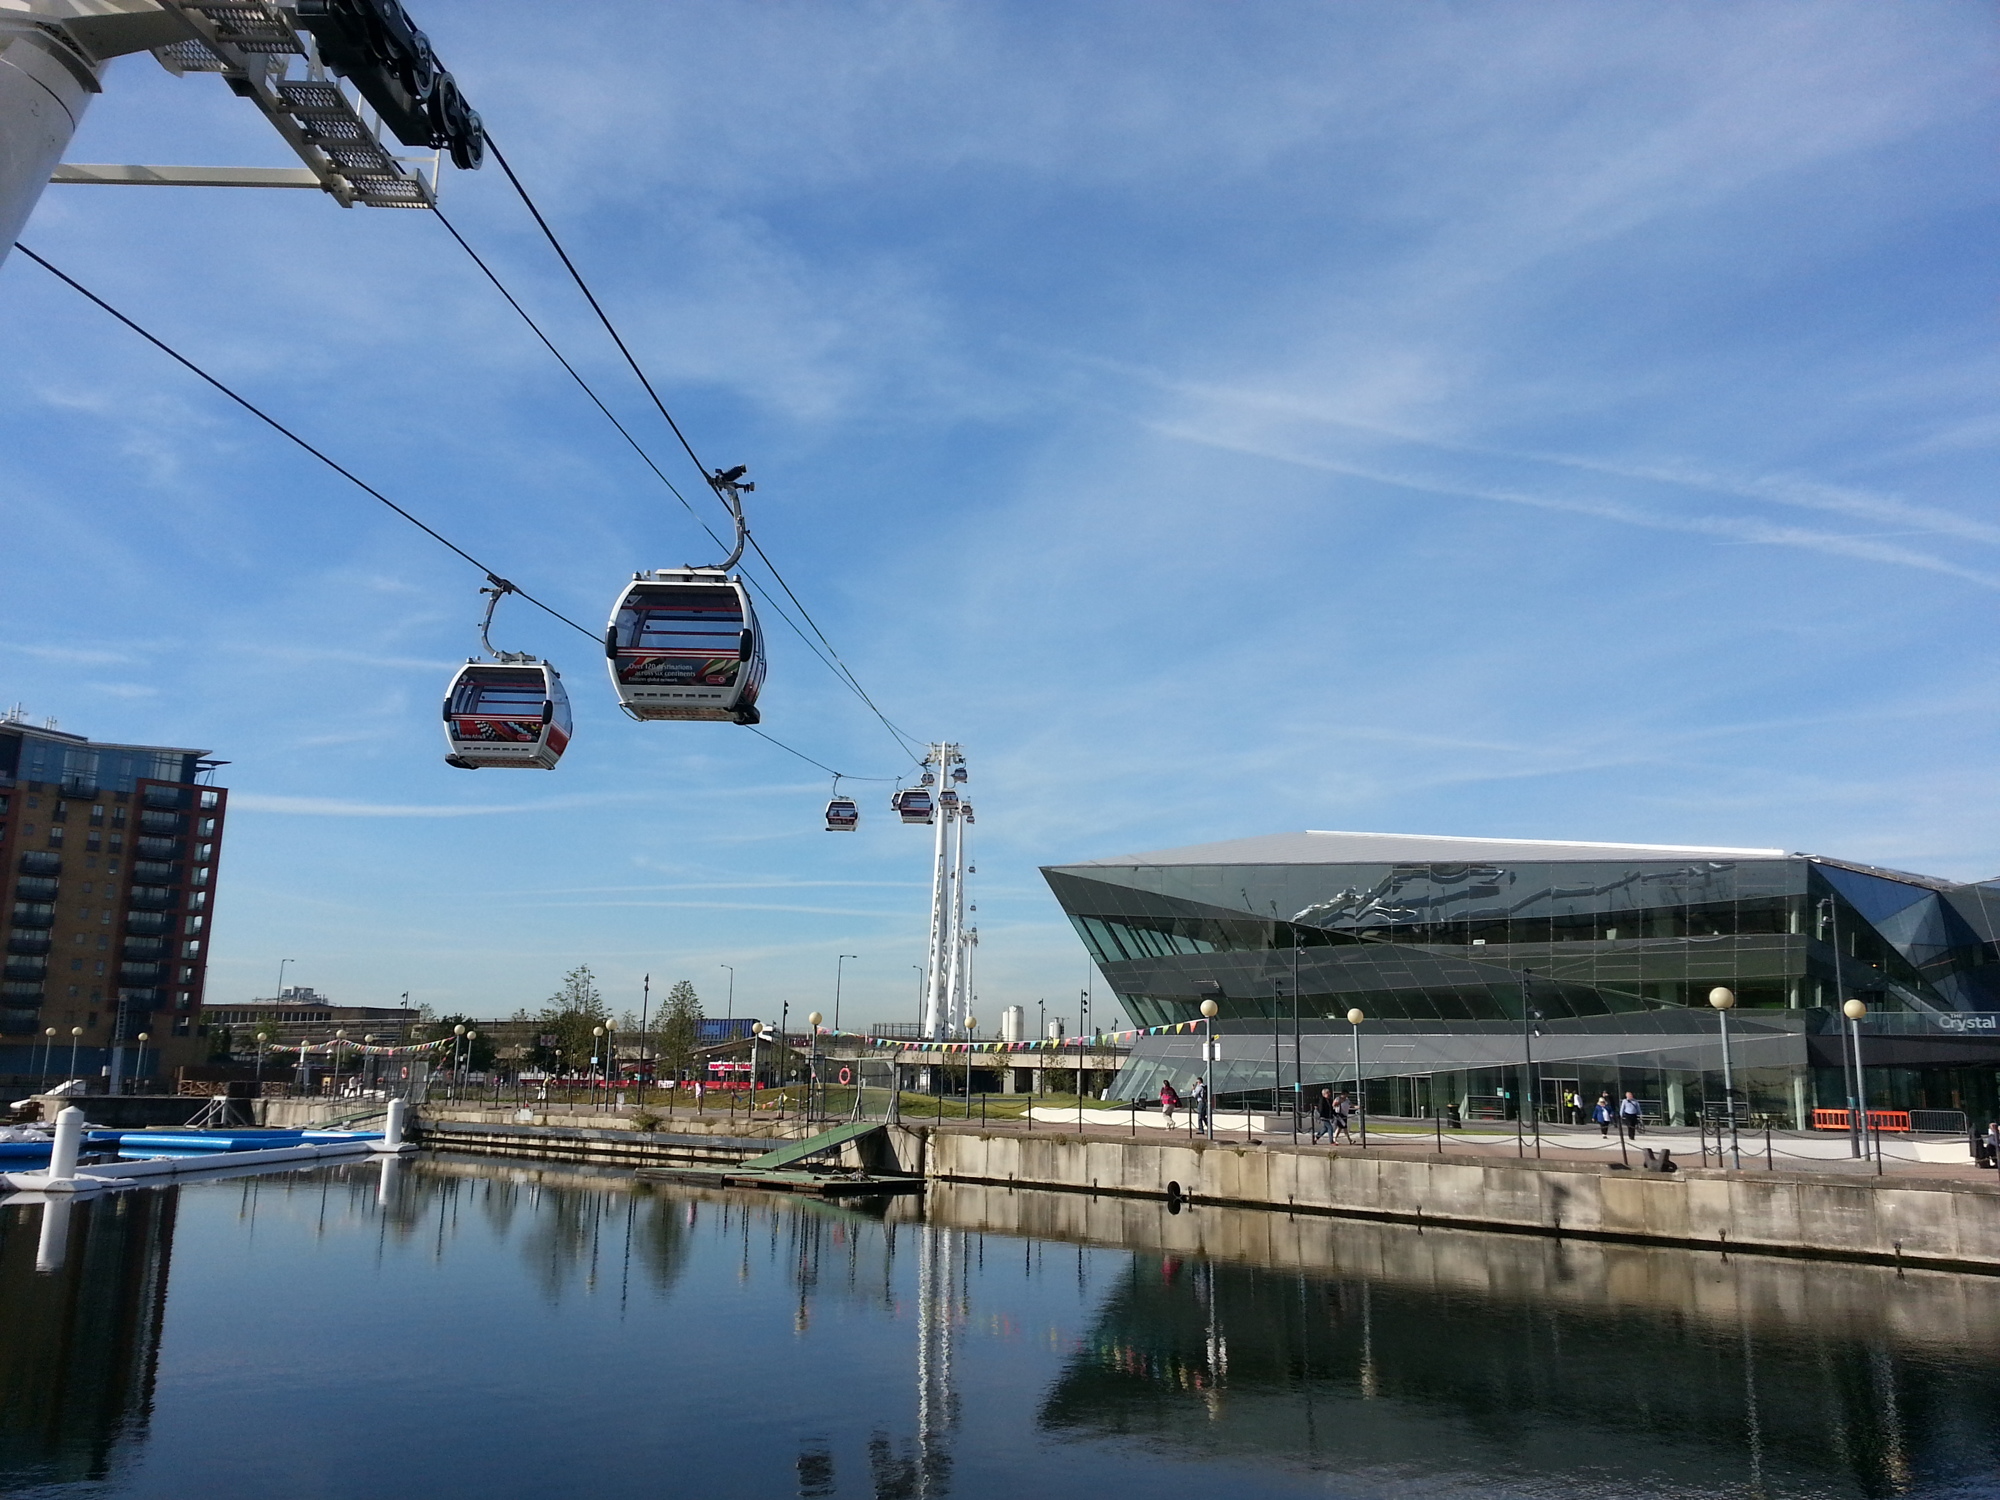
left=1042, top=831, right=2000, bottom=1127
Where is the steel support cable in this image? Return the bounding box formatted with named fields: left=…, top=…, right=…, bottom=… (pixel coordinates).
left=479, top=140, right=924, bottom=764
left=428, top=205, right=910, bottom=734
left=14, top=242, right=892, bottom=785
left=13, top=242, right=595, bottom=642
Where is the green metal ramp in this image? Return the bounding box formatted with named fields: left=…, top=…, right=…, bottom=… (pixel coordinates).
left=635, top=1121, right=920, bottom=1197
left=734, top=1120, right=883, bottom=1172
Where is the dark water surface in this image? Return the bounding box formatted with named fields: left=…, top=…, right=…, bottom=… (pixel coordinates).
left=3, top=1154, right=1999, bottom=1499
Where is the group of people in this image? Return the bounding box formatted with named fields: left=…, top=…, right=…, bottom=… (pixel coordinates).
left=1158, top=1079, right=1358, bottom=1144
left=1590, top=1091, right=1646, bottom=1139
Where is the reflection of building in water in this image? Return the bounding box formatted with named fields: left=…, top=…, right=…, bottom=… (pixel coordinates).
left=1038, top=1246, right=2000, bottom=1495
left=0, top=1190, right=175, bottom=1488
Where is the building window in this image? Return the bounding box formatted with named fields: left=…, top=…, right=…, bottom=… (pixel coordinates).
left=89, top=805, right=103, bottom=826
left=47, top=827, right=63, bottom=846
left=69, top=958, right=81, bottom=972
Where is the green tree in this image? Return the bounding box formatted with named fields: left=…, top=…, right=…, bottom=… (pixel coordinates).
left=432, top=1014, right=496, bottom=1071
left=656, top=980, right=703, bottom=1083
left=535, top=964, right=609, bottom=1074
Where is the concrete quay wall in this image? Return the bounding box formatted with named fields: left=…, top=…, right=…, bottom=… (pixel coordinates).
left=927, top=1129, right=2000, bottom=1273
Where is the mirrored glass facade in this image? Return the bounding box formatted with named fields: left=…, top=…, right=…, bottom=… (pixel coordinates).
left=1042, top=832, right=2000, bottom=1118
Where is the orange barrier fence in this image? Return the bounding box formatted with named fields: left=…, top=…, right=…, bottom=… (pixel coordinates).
left=1811, top=1108, right=1910, bottom=1132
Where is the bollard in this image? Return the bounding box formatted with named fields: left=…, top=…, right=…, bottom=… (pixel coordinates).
left=383, top=1097, right=407, bottom=1151
left=46, top=1104, right=84, bottom=1185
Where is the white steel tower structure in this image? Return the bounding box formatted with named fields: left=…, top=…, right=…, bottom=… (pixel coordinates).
left=916, top=743, right=976, bottom=1042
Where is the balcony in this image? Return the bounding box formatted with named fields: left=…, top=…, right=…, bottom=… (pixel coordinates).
left=60, top=775, right=98, bottom=798
left=132, top=860, right=180, bottom=884
left=135, top=836, right=182, bottom=860
left=3, top=958, right=49, bottom=980
left=0, top=1009, right=39, bottom=1034
left=127, top=887, right=175, bottom=911
left=141, top=786, right=188, bottom=810
left=138, top=810, right=185, bottom=834
left=18, top=851, right=60, bottom=876
left=118, top=987, right=162, bottom=1008
left=7, top=934, right=52, bottom=956
left=13, top=877, right=57, bottom=902
left=9, top=904, right=54, bottom=928
left=124, top=912, right=171, bottom=934
left=119, top=961, right=163, bottom=983
left=0, top=980, right=43, bottom=1001
left=123, top=937, right=165, bottom=959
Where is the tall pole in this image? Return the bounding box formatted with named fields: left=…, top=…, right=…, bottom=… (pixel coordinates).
left=835, top=954, right=856, bottom=1033
left=277, top=957, right=294, bottom=1000
left=1522, top=970, right=1539, bottom=1158
left=720, top=964, right=734, bottom=1023
left=1272, top=978, right=1284, bottom=1121
left=1292, top=931, right=1302, bottom=1136
left=1200, top=998, right=1218, bottom=1140
left=1348, top=1008, right=1366, bottom=1147
left=1846, top=1000, right=1877, bottom=1174
left=1822, top=895, right=1859, bottom=1158
left=1710, top=986, right=1742, bottom=1169
left=638, top=974, right=651, bottom=1104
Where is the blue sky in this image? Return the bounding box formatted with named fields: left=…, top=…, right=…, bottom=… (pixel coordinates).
left=3, top=1, right=1996, bottom=1028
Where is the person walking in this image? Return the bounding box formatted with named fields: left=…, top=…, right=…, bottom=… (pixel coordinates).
left=1566, top=1089, right=1582, bottom=1126
left=1190, top=1076, right=1209, bottom=1131
left=1331, top=1090, right=1355, bottom=1145
left=1619, top=1090, right=1643, bottom=1140
left=1592, top=1092, right=1613, bottom=1138
left=1312, top=1086, right=1337, bottom=1144
left=1159, top=1079, right=1181, bottom=1125
left=1986, top=1120, right=2000, bottom=1169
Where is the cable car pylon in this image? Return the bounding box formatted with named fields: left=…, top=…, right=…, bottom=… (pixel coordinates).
left=915, top=744, right=972, bottom=1045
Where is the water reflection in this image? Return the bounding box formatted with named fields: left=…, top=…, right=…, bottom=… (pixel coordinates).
left=0, top=1192, right=173, bottom=1490
left=1, top=1160, right=1997, bottom=1499
left=934, top=1182, right=2000, bottom=1498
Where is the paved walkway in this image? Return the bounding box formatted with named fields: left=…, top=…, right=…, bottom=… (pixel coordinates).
left=965, top=1110, right=1992, bottom=1180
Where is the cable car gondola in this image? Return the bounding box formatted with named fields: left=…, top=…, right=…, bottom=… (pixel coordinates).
left=951, top=764, right=967, bottom=783
left=938, top=788, right=960, bottom=813
left=605, top=467, right=765, bottom=724
left=960, top=801, right=975, bottom=824
left=442, top=579, right=573, bottom=770
left=826, top=777, right=859, bottom=832
left=898, top=787, right=935, bottom=824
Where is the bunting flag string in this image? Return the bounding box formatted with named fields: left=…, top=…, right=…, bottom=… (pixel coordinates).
left=265, top=1037, right=456, bottom=1059
left=787, top=1021, right=1203, bottom=1054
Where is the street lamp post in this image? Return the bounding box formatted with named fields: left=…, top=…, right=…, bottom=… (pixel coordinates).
left=1710, top=987, right=1742, bottom=1169
left=1347, top=1008, right=1367, bottom=1147
left=592, top=1025, right=606, bottom=1110
left=1819, top=895, right=1861, bottom=1158
left=254, top=1031, right=269, bottom=1094
left=966, top=1015, right=979, bottom=1118
left=67, top=1025, right=82, bottom=1084
left=39, top=1027, right=54, bottom=1092
left=1845, top=998, right=1879, bottom=1175
left=807, top=1011, right=823, bottom=1121
left=834, top=955, right=856, bottom=1033
left=750, top=1021, right=766, bottom=1104
left=720, top=964, right=735, bottom=1023
left=330, top=1029, right=347, bottom=1098
left=1199, top=998, right=1219, bottom=1140
left=453, top=1024, right=467, bottom=1101
left=638, top=974, right=651, bottom=1108
left=276, top=957, right=294, bottom=1000
left=134, top=1031, right=149, bottom=1092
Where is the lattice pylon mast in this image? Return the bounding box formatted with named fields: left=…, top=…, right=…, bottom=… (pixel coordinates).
left=919, top=743, right=962, bottom=1040
left=942, top=798, right=968, bottom=1037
